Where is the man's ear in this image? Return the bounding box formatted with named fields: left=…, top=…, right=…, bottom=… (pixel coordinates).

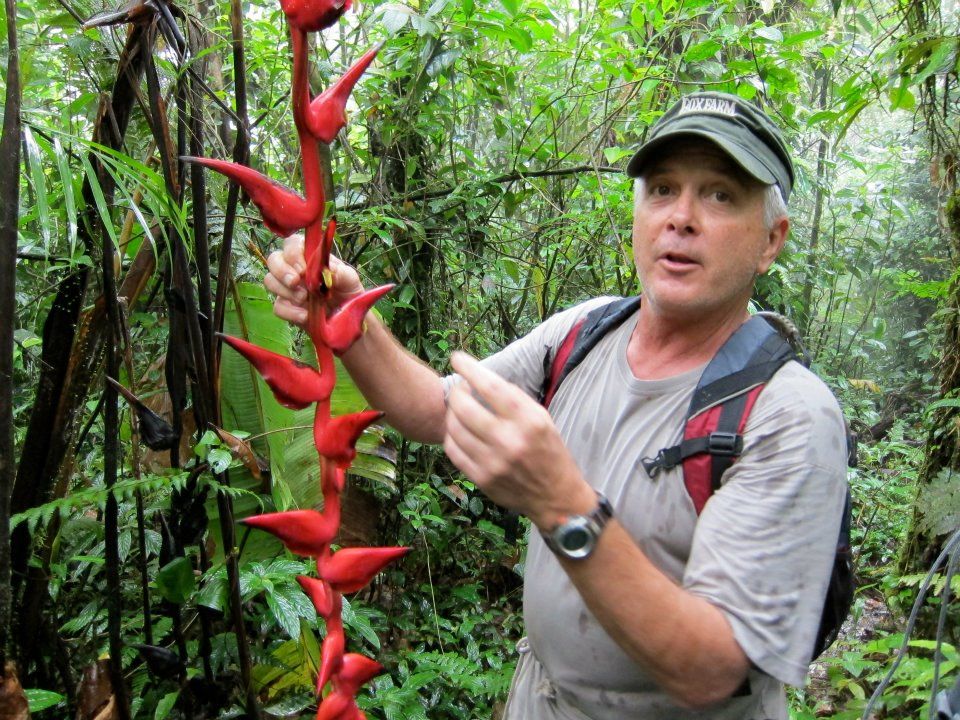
left=758, top=217, right=789, bottom=274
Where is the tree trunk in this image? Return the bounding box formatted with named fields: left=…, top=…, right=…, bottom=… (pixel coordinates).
left=898, top=189, right=960, bottom=576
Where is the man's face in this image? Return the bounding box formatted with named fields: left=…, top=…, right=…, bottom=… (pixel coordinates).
left=631, top=138, right=788, bottom=324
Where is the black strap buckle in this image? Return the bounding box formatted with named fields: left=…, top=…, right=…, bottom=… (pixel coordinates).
left=707, top=431, right=742, bottom=457
left=641, top=451, right=667, bottom=478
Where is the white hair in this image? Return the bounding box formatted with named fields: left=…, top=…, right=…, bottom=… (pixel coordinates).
left=762, top=184, right=788, bottom=230
left=632, top=178, right=789, bottom=230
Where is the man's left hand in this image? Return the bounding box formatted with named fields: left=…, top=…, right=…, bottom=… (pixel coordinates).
left=444, top=352, right=596, bottom=530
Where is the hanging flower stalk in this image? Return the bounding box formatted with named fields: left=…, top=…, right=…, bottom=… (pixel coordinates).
left=185, top=5, right=407, bottom=717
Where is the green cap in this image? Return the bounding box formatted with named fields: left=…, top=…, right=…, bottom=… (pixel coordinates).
left=626, top=92, right=795, bottom=200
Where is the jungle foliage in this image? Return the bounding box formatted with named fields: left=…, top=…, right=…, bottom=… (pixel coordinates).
left=2, top=0, right=960, bottom=715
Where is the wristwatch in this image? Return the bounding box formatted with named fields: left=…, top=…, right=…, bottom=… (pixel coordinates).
left=541, top=491, right=613, bottom=560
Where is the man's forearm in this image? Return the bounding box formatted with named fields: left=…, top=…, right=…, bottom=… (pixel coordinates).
left=340, top=313, right=447, bottom=444
left=556, top=520, right=750, bottom=709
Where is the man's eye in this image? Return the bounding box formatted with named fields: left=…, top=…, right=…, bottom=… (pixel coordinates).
left=713, top=191, right=731, bottom=202
left=652, top=184, right=671, bottom=196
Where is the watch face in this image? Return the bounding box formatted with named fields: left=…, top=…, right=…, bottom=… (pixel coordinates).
left=552, top=516, right=598, bottom=559
left=560, top=527, right=590, bottom=552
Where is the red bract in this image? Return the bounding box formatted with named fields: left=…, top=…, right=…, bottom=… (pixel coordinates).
left=334, top=653, right=383, bottom=695
left=241, top=508, right=339, bottom=556
left=305, top=219, right=337, bottom=294
left=315, top=691, right=355, bottom=720
left=320, top=285, right=395, bottom=355
left=297, top=575, right=335, bottom=617
left=304, top=44, right=382, bottom=144
left=314, top=410, right=384, bottom=465
left=316, top=546, right=410, bottom=594
left=317, top=617, right=345, bottom=693
left=219, top=334, right=334, bottom=409
left=180, top=156, right=320, bottom=237
left=281, top=0, right=350, bottom=32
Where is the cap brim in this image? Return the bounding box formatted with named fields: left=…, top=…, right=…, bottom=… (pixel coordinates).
left=626, top=130, right=779, bottom=187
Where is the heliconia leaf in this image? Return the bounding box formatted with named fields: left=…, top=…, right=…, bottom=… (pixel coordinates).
left=333, top=653, right=383, bottom=695
left=180, top=156, right=321, bottom=237
left=316, top=546, right=409, bottom=594
left=220, top=334, right=334, bottom=409
left=241, top=508, right=340, bottom=556
left=317, top=616, right=345, bottom=694
left=281, top=0, right=351, bottom=32
left=304, top=44, right=382, bottom=144
left=314, top=409, right=384, bottom=465
left=319, top=285, right=395, bottom=356
left=296, top=575, right=335, bottom=617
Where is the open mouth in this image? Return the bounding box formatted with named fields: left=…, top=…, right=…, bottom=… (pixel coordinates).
left=661, top=252, right=698, bottom=266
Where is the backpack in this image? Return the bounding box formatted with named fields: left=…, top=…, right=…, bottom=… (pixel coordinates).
left=537, top=296, right=855, bottom=661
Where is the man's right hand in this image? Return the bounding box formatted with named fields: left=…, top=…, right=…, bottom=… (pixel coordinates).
left=264, top=234, right=365, bottom=327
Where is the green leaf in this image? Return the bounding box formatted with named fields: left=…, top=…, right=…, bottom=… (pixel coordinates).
left=52, top=137, right=78, bottom=256
left=25, top=689, right=66, bottom=712
left=754, top=25, right=783, bottom=42
left=888, top=82, right=916, bottom=111
left=911, top=37, right=958, bottom=85
left=23, top=128, right=51, bottom=251
left=266, top=584, right=313, bottom=639
left=155, top=557, right=196, bottom=605
left=79, top=153, right=119, bottom=251
left=684, top=39, right=721, bottom=62
left=602, top=147, right=632, bottom=164
left=154, top=691, right=180, bottom=720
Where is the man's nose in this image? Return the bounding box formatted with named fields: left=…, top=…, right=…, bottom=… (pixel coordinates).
left=666, top=191, right=698, bottom=235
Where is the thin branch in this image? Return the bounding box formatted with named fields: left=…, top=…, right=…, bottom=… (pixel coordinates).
left=0, top=0, right=22, bottom=666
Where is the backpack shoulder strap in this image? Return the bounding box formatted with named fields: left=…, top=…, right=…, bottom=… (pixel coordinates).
left=642, top=314, right=800, bottom=513
left=539, top=296, right=642, bottom=407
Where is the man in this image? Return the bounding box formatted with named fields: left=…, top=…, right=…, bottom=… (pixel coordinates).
left=265, top=91, right=848, bottom=719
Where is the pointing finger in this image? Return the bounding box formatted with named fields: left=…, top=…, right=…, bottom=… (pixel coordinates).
left=449, top=351, right=523, bottom=417
left=447, top=380, right=498, bottom=441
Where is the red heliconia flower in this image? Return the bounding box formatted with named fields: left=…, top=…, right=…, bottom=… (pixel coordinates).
left=304, top=218, right=337, bottom=294
left=304, top=44, right=382, bottom=144
left=320, top=285, right=395, bottom=356
left=241, top=508, right=340, bottom=556
left=317, top=616, right=345, bottom=693
left=314, top=409, right=384, bottom=465
left=219, top=334, right=334, bottom=409
left=180, top=157, right=321, bottom=237
left=281, top=0, right=350, bottom=32
left=316, top=546, right=410, bottom=594
left=333, top=653, right=384, bottom=695
left=297, top=575, right=336, bottom=617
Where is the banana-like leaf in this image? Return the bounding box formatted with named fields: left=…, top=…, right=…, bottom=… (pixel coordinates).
left=215, top=281, right=395, bottom=561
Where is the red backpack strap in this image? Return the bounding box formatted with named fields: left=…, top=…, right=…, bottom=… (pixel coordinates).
left=539, top=296, right=642, bottom=408
left=541, top=318, right=586, bottom=407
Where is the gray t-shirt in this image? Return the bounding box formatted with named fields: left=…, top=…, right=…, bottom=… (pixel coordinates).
left=446, top=298, right=848, bottom=720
